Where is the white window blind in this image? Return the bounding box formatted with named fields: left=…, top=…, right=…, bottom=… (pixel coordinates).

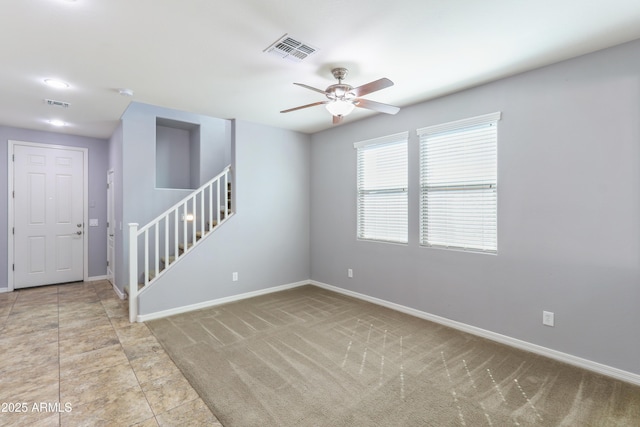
left=355, top=132, right=408, bottom=243
left=417, top=112, right=500, bottom=253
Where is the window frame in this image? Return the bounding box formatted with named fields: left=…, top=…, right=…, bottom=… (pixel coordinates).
left=417, top=112, right=500, bottom=254
left=354, top=131, right=409, bottom=244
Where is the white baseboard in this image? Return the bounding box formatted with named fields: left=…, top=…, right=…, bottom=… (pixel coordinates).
left=0, top=287, right=8, bottom=293
left=310, top=280, right=640, bottom=387
left=137, top=280, right=309, bottom=322
left=111, top=282, right=126, bottom=300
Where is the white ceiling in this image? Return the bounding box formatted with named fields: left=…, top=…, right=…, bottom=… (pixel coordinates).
left=2, top=0, right=640, bottom=139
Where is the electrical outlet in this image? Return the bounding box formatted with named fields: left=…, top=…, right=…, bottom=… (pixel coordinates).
left=232, top=272, right=238, bottom=282
left=347, top=268, right=353, bottom=278
left=543, top=311, right=554, bottom=327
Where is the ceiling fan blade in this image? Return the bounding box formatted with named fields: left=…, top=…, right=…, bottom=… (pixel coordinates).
left=332, top=115, right=343, bottom=125
left=293, top=82, right=328, bottom=95
left=280, top=101, right=328, bottom=113
left=354, top=98, right=400, bottom=115
left=350, top=78, right=394, bottom=97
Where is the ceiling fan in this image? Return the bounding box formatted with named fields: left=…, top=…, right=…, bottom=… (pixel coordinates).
left=280, top=67, right=400, bottom=124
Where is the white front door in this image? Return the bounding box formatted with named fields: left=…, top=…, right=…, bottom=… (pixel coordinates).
left=13, top=144, right=85, bottom=288
left=107, top=170, right=115, bottom=285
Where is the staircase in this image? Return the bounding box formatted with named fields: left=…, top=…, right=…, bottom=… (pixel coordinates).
left=126, top=165, right=232, bottom=322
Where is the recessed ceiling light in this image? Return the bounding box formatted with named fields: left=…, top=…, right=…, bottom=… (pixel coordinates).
left=48, top=119, right=66, bottom=127
left=44, top=78, right=70, bottom=89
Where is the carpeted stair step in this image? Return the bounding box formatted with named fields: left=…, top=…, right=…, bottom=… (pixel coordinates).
left=161, top=255, right=176, bottom=265
left=194, top=219, right=220, bottom=240
left=147, top=268, right=163, bottom=281
left=178, top=242, right=194, bottom=253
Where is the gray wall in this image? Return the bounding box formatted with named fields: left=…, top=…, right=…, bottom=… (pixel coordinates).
left=0, top=125, right=109, bottom=283
left=156, top=125, right=193, bottom=189
left=310, top=39, right=640, bottom=375
left=139, top=120, right=311, bottom=314
left=108, top=122, right=124, bottom=289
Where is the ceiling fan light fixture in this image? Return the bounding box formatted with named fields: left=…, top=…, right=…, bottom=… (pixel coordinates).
left=325, top=99, right=355, bottom=117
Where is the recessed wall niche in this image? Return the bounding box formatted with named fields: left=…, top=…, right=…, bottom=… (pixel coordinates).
left=156, top=118, right=201, bottom=189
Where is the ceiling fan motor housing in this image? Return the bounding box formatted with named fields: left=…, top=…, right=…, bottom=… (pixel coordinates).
left=325, top=84, right=354, bottom=100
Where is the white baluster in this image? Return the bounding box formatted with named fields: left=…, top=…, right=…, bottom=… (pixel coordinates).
left=217, top=178, right=221, bottom=224
left=191, top=196, right=196, bottom=246
left=144, top=230, right=149, bottom=286
left=174, top=208, right=178, bottom=260
left=164, top=215, right=169, bottom=267
left=208, top=180, right=213, bottom=229
left=224, top=170, right=229, bottom=218
left=183, top=202, right=188, bottom=254
left=154, top=222, right=159, bottom=282
left=128, top=223, right=139, bottom=323
left=200, top=188, right=205, bottom=238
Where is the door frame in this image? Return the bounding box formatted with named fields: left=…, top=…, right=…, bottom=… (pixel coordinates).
left=7, top=140, right=89, bottom=291
left=106, top=169, right=115, bottom=285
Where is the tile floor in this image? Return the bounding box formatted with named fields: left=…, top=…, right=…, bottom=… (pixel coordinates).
left=0, top=280, right=223, bottom=426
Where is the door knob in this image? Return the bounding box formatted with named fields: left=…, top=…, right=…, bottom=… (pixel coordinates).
left=77, top=223, right=82, bottom=228
left=76, top=231, right=82, bottom=235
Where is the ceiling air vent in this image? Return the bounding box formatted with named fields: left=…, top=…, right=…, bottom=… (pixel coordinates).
left=264, top=34, right=318, bottom=62
left=45, top=98, right=71, bottom=108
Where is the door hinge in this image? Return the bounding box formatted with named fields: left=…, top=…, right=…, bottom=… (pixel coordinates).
left=12, top=154, right=14, bottom=161
left=12, top=227, right=14, bottom=235
left=12, top=264, right=14, bottom=271
left=106, top=260, right=110, bottom=266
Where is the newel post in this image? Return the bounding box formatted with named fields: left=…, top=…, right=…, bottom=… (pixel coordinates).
left=128, top=223, right=139, bottom=323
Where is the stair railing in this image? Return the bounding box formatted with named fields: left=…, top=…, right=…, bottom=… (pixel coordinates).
left=128, top=165, right=232, bottom=322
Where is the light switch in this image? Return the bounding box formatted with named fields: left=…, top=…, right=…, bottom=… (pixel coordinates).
left=89, top=219, right=99, bottom=227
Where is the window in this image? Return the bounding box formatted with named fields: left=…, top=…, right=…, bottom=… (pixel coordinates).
left=417, top=112, right=500, bottom=253
left=355, top=132, right=408, bottom=243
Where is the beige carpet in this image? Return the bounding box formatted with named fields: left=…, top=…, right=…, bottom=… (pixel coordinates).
left=147, top=285, right=640, bottom=426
